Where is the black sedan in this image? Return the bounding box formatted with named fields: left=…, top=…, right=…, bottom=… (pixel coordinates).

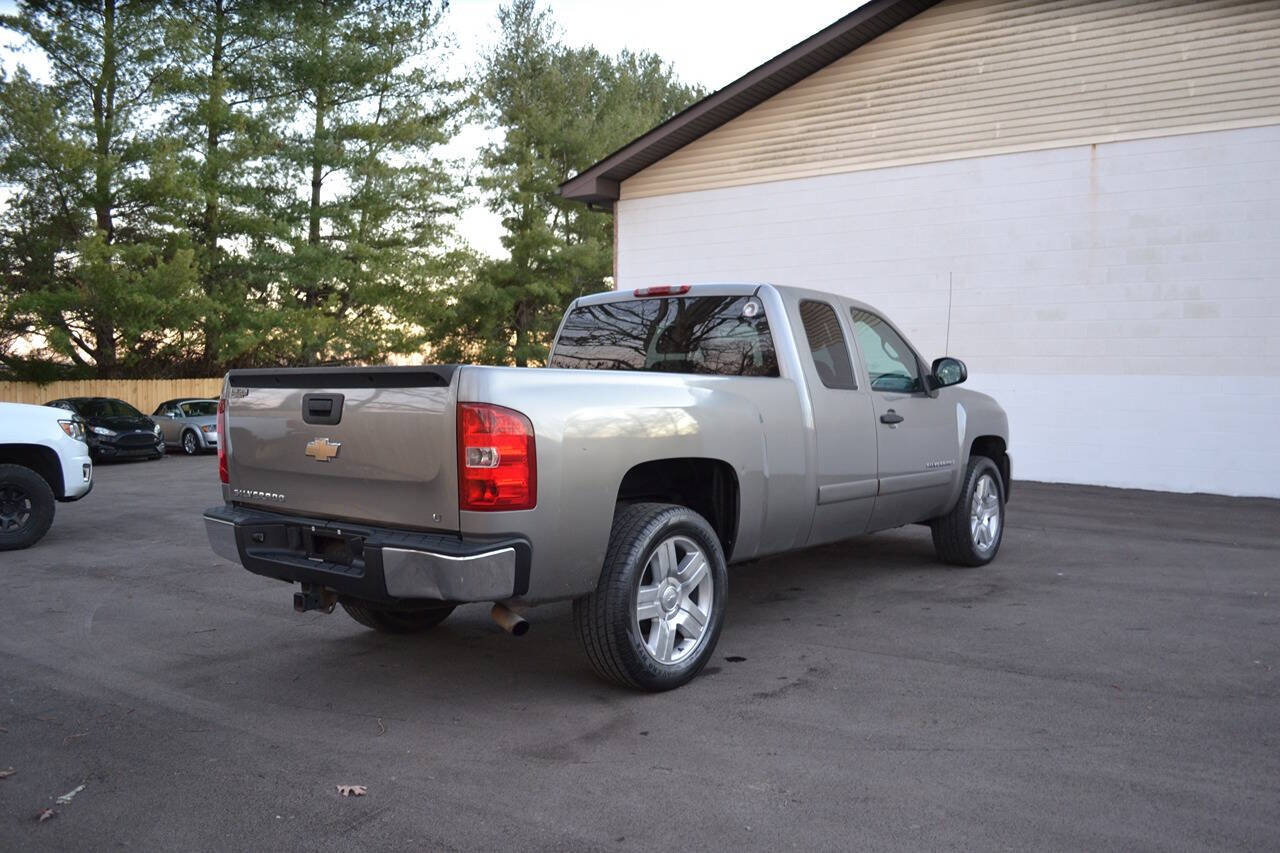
left=45, top=397, right=165, bottom=461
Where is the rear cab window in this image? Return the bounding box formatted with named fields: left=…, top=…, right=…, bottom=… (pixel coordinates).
left=550, top=295, right=779, bottom=377
left=798, top=300, right=857, bottom=389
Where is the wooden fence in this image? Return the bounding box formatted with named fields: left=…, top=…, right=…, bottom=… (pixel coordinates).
left=0, top=378, right=224, bottom=416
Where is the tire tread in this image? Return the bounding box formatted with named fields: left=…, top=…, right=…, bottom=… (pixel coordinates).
left=0, top=463, right=56, bottom=551
left=573, top=502, right=726, bottom=691
left=340, top=600, right=454, bottom=633
left=931, top=456, right=1004, bottom=566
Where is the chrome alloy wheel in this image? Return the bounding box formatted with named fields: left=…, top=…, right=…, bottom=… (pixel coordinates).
left=183, top=431, right=198, bottom=455
left=0, top=484, right=32, bottom=532
left=635, top=535, right=713, bottom=665
left=970, top=473, right=1002, bottom=554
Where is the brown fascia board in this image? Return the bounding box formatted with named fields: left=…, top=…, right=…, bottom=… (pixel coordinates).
left=559, top=0, right=940, bottom=208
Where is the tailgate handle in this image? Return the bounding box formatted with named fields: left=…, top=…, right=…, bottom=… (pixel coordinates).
left=302, top=393, right=344, bottom=425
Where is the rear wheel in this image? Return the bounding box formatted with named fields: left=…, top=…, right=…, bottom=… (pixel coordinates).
left=573, top=502, right=727, bottom=691
left=182, top=430, right=199, bottom=455
left=340, top=600, right=455, bottom=634
left=0, top=464, right=56, bottom=551
left=930, top=456, right=1005, bottom=566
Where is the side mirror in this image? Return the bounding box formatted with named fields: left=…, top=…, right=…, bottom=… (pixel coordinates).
left=931, top=356, right=967, bottom=388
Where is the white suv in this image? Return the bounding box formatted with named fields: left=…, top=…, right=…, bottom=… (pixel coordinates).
left=0, top=401, right=94, bottom=549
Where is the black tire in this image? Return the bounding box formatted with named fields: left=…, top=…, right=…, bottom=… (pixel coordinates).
left=572, top=502, right=728, bottom=691
left=339, top=600, right=455, bottom=634
left=181, top=430, right=199, bottom=455
left=0, top=464, right=56, bottom=551
left=930, top=456, right=1006, bottom=566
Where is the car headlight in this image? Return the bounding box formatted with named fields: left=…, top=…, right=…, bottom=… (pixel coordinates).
left=90, top=425, right=117, bottom=437
left=153, top=424, right=163, bottom=437
left=200, top=424, right=216, bottom=433
left=58, top=419, right=86, bottom=442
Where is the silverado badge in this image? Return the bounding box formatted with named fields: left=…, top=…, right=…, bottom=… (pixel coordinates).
left=305, top=437, right=342, bottom=462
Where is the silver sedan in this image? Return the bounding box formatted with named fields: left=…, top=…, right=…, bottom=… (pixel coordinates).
left=152, top=399, right=219, bottom=455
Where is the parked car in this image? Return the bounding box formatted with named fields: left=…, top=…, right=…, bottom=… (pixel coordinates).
left=204, top=284, right=1011, bottom=691
left=0, top=402, right=94, bottom=549
left=45, top=397, right=165, bottom=461
left=153, top=398, right=219, bottom=455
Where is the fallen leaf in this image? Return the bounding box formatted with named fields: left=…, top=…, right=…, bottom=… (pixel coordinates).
left=63, top=732, right=89, bottom=745
left=0, top=768, right=14, bottom=779
left=376, top=718, right=386, bottom=736
left=336, top=785, right=367, bottom=797
left=36, top=808, right=55, bottom=823
left=56, top=783, right=86, bottom=804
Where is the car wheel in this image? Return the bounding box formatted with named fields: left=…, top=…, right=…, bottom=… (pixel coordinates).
left=572, top=502, right=727, bottom=691
left=182, top=430, right=199, bottom=455
left=930, top=456, right=1005, bottom=566
left=0, top=464, right=56, bottom=551
left=339, top=600, right=456, bottom=633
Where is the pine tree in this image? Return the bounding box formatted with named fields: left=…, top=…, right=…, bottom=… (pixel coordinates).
left=161, top=0, right=292, bottom=371
left=451, top=0, right=703, bottom=366
left=0, top=0, right=198, bottom=378
left=264, top=0, right=466, bottom=366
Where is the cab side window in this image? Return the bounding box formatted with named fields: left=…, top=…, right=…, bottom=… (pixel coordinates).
left=850, top=309, right=922, bottom=393
left=799, top=300, right=856, bottom=390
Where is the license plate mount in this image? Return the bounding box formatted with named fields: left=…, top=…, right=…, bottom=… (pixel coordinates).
left=304, top=529, right=364, bottom=566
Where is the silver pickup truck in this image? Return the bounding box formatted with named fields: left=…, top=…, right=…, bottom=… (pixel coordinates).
left=205, top=284, right=1010, bottom=691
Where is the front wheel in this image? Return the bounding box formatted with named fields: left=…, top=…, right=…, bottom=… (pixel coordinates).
left=930, top=456, right=1005, bottom=566
left=0, top=464, right=56, bottom=551
left=340, top=600, right=455, bottom=633
left=182, top=430, right=199, bottom=455
left=573, top=502, right=727, bottom=691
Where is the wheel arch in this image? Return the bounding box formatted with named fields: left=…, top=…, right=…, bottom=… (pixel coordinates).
left=969, top=435, right=1010, bottom=500
left=0, top=444, right=64, bottom=498
left=616, top=457, right=740, bottom=559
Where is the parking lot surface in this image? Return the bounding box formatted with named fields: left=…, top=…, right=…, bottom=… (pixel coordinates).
left=2, top=456, right=1278, bottom=851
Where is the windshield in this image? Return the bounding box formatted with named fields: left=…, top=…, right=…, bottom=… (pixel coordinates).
left=550, top=295, right=779, bottom=377
left=181, top=401, right=218, bottom=417
left=79, top=398, right=143, bottom=419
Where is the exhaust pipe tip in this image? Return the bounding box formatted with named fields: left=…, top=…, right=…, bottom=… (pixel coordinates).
left=491, top=603, right=529, bottom=636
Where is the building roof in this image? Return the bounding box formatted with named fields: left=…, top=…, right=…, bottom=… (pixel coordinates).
left=559, top=0, right=941, bottom=208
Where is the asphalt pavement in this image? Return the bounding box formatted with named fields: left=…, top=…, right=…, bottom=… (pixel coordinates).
left=1, top=455, right=1277, bottom=851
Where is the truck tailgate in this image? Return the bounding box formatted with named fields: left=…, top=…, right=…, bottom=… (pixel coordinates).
left=224, top=367, right=458, bottom=531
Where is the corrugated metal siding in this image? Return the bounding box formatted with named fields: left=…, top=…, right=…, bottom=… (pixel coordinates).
left=620, top=0, right=1280, bottom=200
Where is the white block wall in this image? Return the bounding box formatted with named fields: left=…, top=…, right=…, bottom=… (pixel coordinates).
left=614, top=124, right=1280, bottom=498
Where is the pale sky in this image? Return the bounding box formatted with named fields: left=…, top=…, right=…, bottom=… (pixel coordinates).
left=0, top=1, right=864, bottom=257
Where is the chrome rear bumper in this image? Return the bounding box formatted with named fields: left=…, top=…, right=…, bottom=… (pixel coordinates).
left=203, top=505, right=529, bottom=603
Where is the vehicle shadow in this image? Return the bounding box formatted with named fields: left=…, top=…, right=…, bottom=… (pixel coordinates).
left=227, top=526, right=965, bottom=711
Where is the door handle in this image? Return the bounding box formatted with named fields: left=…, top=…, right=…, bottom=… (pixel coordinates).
left=880, top=410, right=904, bottom=425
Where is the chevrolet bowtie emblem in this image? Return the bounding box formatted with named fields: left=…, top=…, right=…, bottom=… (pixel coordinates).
left=305, top=437, right=341, bottom=462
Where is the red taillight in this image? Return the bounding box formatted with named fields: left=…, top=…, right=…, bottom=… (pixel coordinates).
left=634, top=284, right=690, bottom=297
left=217, top=396, right=228, bottom=484
left=457, top=402, right=536, bottom=511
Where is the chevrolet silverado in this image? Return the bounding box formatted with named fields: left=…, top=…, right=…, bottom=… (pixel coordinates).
left=204, top=284, right=1010, bottom=690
